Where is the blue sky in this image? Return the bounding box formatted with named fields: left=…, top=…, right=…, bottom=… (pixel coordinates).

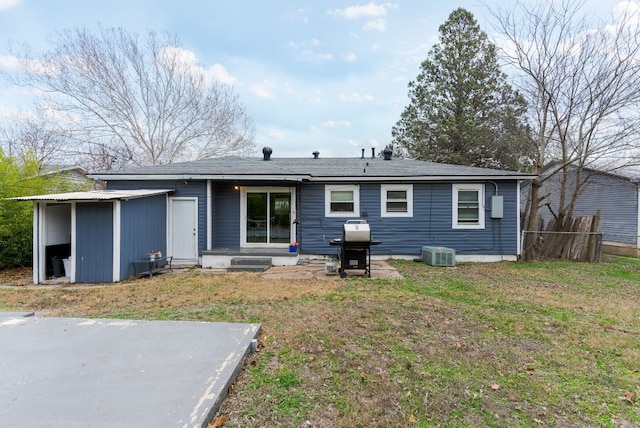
left=0, top=0, right=629, bottom=158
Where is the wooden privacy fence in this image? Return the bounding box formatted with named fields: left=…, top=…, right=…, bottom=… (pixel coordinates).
left=522, top=214, right=602, bottom=262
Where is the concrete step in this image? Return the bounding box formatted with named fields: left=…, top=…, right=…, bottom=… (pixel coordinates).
left=228, top=257, right=272, bottom=272
left=230, top=257, right=272, bottom=266
left=228, top=264, right=271, bottom=272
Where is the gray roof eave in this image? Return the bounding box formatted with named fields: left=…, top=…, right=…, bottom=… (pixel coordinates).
left=89, top=173, right=537, bottom=182
left=88, top=174, right=308, bottom=182
left=309, top=174, right=537, bottom=182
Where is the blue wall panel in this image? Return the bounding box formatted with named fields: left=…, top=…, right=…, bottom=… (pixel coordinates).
left=300, top=181, right=519, bottom=257
left=106, top=178, right=521, bottom=257
left=75, top=202, right=113, bottom=283
left=212, top=183, right=241, bottom=248
left=108, top=180, right=207, bottom=253
left=119, top=195, right=167, bottom=279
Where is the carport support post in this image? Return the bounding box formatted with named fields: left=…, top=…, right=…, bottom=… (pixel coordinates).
left=32, top=202, right=41, bottom=284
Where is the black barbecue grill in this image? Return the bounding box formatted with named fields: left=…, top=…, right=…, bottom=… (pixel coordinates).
left=329, top=220, right=381, bottom=278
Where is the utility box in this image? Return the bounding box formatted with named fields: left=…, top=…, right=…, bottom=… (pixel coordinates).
left=491, top=195, right=504, bottom=219
left=421, top=246, right=455, bottom=267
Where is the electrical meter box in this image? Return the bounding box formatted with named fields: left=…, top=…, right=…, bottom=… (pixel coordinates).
left=491, top=195, right=504, bottom=219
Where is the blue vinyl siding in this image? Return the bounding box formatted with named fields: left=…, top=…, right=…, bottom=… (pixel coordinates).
left=106, top=178, right=520, bottom=257
left=75, top=202, right=113, bottom=283
left=535, top=170, right=639, bottom=245
left=119, top=195, right=167, bottom=279
left=300, top=181, right=519, bottom=257
left=212, top=183, right=241, bottom=248
left=108, top=180, right=207, bottom=253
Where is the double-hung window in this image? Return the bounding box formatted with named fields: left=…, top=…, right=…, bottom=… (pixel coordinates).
left=381, top=184, right=413, bottom=217
left=452, top=183, right=485, bottom=229
left=325, top=185, right=359, bottom=217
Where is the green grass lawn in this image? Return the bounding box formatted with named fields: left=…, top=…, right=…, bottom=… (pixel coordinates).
left=1, top=256, right=639, bottom=427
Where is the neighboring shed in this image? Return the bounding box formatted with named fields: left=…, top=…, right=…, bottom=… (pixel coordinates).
left=11, top=189, right=172, bottom=283
left=522, top=165, right=640, bottom=256
left=41, top=165, right=102, bottom=188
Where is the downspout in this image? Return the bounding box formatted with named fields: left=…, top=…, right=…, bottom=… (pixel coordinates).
left=207, top=180, right=212, bottom=250
left=517, top=180, right=522, bottom=257
left=32, top=202, right=40, bottom=284
left=113, top=200, right=121, bottom=282
left=71, top=202, right=77, bottom=283
left=637, top=183, right=640, bottom=252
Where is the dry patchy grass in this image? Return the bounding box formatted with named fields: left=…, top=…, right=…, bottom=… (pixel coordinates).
left=0, top=257, right=639, bottom=427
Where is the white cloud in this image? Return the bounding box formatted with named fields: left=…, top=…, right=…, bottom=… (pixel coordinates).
left=288, top=7, right=309, bottom=24
left=608, top=1, right=640, bottom=31
left=320, top=120, right=352, bottom=129
left=301, top=49, right=333, bottom=62
left=159, top=46, right=236, bottom=85
left=0, top=0, right=20, bottom=11
left=0, top=54, right=20, bottom=72
left=251, top=80, right=277, bottom=100
left=363, top=18, right=386, bottom=32
left=0, top=104, right=17, bottom=119
left=613, top=0, right=640, bottom=17
left=348, top=139, right=359, bottom=147
left=0, top=54, right=58, bottom=77
left=205, top=64, right=236, bottom=85
left=339, top=92, right=374, bottom=102
left=343, top=52, right=358, bottom=62
left=327, top=2, right=398, bottom=20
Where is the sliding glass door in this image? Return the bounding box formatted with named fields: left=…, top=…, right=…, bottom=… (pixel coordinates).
left=243, top=188, right=293, bottom=246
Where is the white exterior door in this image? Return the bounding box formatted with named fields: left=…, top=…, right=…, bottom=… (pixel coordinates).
left=169, top=197, right=198, bottom=262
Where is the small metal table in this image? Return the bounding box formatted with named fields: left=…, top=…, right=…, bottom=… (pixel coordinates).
left=132, top=256, right=173, bottom=278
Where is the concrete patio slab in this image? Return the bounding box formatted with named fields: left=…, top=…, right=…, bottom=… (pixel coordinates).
left=261, top=258, right=403, bottom=279
left=0, top=312, right=260, bottom=428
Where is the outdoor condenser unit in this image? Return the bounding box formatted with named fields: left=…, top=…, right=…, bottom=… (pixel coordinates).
left=421, top=246, right=456, bottom=267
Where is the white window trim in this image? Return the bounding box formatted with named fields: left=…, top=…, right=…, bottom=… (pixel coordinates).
left=240, top=186, right=296, bottom=248
left=381, top=184, right=413, bottom=217
left=325, top=184, right=360, bottom=217
left=452, top=183, right=485, bottom=229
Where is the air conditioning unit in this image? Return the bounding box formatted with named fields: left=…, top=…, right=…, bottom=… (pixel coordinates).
left=421, top=246, right=455, bottom=267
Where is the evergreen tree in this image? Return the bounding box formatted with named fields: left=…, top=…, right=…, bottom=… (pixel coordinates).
left=392, top=8, right=529, bottom=170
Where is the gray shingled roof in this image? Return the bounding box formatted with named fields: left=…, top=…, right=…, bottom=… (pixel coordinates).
left=90, top=155, right=536, bottom=181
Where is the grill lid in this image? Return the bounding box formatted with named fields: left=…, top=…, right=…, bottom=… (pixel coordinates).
left=343, top=220, right=371, bottom=242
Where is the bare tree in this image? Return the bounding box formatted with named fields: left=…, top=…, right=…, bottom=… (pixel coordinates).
left=491, top=0, right=640, bottom=259
left=0, top=110, right=75, bottom=167
left=9, top=26, right=255, bottom=168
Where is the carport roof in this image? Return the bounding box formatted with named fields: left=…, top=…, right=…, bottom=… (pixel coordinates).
left=9, top=189, right=173, bottom=202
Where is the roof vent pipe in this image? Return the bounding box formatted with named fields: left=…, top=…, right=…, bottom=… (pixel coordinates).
left=313, top=151, right=320, bottom=159
left=361, top=148, right=365, bottom=159
left=371, top=147, right=375, bottom=159
left=262, top=146, right=272, bottom=161
left=383, top=148, right=393, bottom=160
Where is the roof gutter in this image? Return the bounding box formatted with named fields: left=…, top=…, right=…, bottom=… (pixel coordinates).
left=310, top=174, right=538, bottom=182
left=88, top=174, right=308, bottom=181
